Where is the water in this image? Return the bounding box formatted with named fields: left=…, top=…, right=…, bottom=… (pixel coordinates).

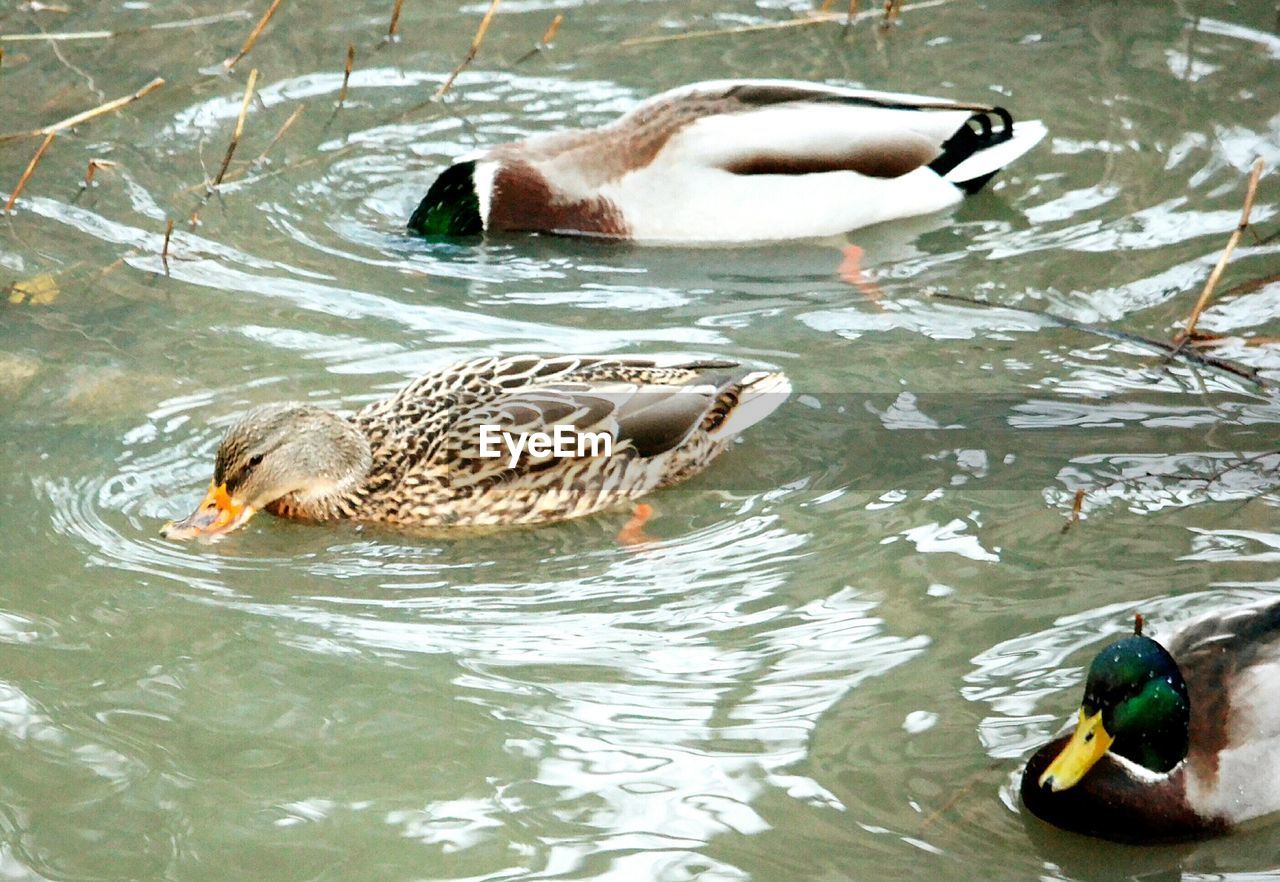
left=1, top=0, right=1279, bottom=879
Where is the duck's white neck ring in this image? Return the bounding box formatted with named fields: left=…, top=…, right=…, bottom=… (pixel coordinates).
left=473, top=160, right=499, bottom=231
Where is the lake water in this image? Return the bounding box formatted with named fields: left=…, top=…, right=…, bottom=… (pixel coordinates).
left=1, top=0, right=1279, bottom=879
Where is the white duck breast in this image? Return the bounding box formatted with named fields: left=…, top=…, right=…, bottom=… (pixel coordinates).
left=415, top=79, right=1047, bottom=243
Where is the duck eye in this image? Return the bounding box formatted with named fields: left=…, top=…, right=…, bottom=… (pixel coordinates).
left=247, top=453, right=265, bottom=469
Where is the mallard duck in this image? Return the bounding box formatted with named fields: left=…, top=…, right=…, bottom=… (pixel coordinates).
left=1021, top=601, right=1280, bottom=843
left=408, top=78, right=1046, bottom=243
left=161, top=354, right=790, bottom=540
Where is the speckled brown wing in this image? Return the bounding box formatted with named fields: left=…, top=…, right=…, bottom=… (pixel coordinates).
left=347, top=355, right=761, bottom=522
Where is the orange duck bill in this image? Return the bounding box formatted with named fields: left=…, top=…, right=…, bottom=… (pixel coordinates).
left=161, top=481, right=257, bottom=540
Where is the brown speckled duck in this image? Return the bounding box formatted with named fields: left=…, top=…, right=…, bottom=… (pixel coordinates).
left=1021, top=600, right=1280, bottom=843
left=161, top=354, right=790, bottom=540
left=408, top=79, right=1046, bottom=243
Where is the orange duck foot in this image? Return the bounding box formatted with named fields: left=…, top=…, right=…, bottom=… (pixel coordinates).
left=838, top=244, right=884, bottom=302
left=617, top=503, right=656, bottom=547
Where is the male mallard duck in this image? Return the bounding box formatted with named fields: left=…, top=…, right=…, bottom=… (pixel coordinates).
left=408, top=78, right=1046, bottom=243
left=161, top=354, right=790, bottom=540
left=1021, top=601, right=1280, bottom=843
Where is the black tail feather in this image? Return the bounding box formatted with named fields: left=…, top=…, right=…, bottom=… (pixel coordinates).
left=927, top=107, right=1015, bottom=192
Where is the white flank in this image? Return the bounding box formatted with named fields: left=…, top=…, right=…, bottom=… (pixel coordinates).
left=609, top=163, right=964, bottom=243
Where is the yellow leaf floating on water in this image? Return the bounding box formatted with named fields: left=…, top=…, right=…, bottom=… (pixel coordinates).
left=7, top=274, right=58, bottom=305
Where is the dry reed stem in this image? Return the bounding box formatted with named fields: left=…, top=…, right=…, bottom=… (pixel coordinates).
left=221, top=0, right=284, bottom=73
left=211, top=68, right=259, bottom=189
left=1062, top=488, right=1086, bottom=532
left=882, top=0, right=902, bottom=24
left=387, top=0, right=404, bottom=39
left=174, top=101, right=305, bottom=197
left=0, top=76, right=164, bottom=142
left=161, top=218, right=174, bottom=275
left=819, top=0, right=837, bottom=11
left=79, top=158, right=118, bottom=189
left=1178, top=157, right=1265, bottom=342
left=615, top=0, right=948, bottom=47
left=434, top=0, right=501, bottom=99
left=4, top=131, right=55, bottom=212
left=337, top=44, right=355, bottom=107
left=0, top=11, right=250, bottom=43
left=251, top=102, right=304, bottom=166
left=515, top=13, right=563, bottom=63
left=539, top=13, right=564, bottom=44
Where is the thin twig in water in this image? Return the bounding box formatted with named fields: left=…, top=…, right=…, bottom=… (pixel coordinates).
left=212, top=68, right=259, bottom=189
left=220, top=0, right=283, bottom=73
left=1068, top=449, right=1280, bottom=524
left=920, top=761, right=1004, bottom=832
left=43, top=15, right=103, bottom=101
left=614, top=0, right=948, bottom=47
left=4, top=130, right=55, bottom=212
left=161, top=218, right=174, bottom=276
left=882, top=0, right=902, bottom=25
left=0, top=76, right=164, bottom=142
left=929, top=291, right=1275, bottom=391
left=1177, top=157, right=1266, bottom=343
left=337, top=44, right=355, bottom=108
left=846, top=0, right=860, bottom=27
left=0, top=11, right=250, bottom=42
left=435, top=0, right=501, bottom=99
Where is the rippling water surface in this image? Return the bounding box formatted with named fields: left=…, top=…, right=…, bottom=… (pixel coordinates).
left=2, top=1, right=1279, bottom=879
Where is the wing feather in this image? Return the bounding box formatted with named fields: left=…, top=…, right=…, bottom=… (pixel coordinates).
left=396, top=355, right=750, bottom=489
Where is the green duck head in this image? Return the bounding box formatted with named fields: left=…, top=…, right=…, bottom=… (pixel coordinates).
left=408, top=160, right=483, bottom=237
left=1038, top=628, right=1191, bottom=791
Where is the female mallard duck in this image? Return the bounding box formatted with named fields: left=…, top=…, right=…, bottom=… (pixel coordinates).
left=1021, top=601, right=1280, bottom=842
left=408, top=78, right=1046, bottom=243
left=161, top=354, right=790, bottom=540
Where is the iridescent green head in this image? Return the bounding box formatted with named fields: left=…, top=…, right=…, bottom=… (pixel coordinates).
left=408, top=160, right=483, bottom=237
left=1039, top=623, right=1191, bottom=791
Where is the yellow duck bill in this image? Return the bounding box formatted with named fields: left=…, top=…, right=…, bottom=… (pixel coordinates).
left=1039, top=709, right=1115, bottom=792
left=161, top=481, right=256, bottom=540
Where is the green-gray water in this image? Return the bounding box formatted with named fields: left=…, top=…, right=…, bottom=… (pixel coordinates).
left=2, top=1, right=1279, bottom=879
